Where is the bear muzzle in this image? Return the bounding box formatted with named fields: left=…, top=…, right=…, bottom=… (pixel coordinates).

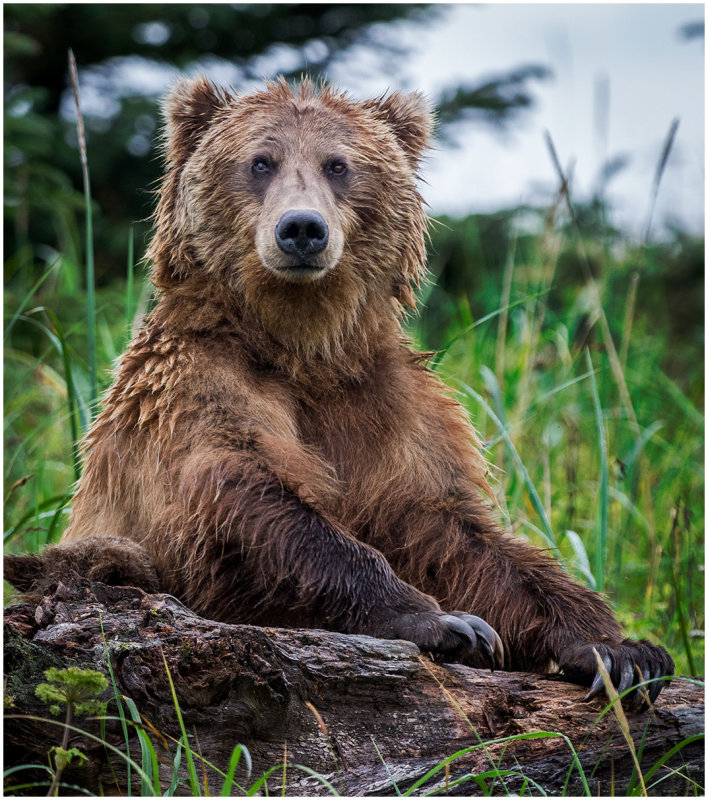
left=253, top=207, right=343, bottom=283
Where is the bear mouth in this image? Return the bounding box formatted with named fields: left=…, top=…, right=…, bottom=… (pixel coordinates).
left=274, top=263, right=328, bottom=282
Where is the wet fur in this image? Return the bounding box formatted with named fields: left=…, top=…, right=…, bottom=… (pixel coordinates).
left=8, top=79, right=672, bottom=686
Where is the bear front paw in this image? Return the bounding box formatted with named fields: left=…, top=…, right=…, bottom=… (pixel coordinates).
left=558, top=639, right=674, bottom=709
left=372, top=609, right=504, bottom=669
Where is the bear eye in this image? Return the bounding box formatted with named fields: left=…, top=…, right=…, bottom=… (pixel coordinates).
left=251, top=157, right=272, bottom=176
left=327, top=160, right=348, bottom=177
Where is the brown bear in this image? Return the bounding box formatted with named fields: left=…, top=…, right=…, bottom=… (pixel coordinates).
left=7, top=78, right=672, bottom=706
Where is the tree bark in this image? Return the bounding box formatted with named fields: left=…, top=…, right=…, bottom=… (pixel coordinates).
left=4, top=579, right=704, bottom=796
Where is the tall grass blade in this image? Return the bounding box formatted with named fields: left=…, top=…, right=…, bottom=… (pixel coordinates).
left=5, top=779, right=94, bottom=796
left=544, top=129, right=640, bottom=435
left=123, top=697, right=161, bottom=796
left=42, top=308, right=82, bottom=480
left=609, top=488, right=650, bottom=533
left=591, top=649, right=647, bottom=796
left=643, top=117, right=680, bottom=243
left=623, top=420, right=664, bottom=474
left=668, top=502, right=698, bottom=676
left=536, top=368, right=599, bottom=404
left=68, top=49, right=97, bottom=422
left=370, top=736, right=401, bottom=796
left=98, top=314, right=117, bottom=364
left=219, top=744, right=251, bottom=796
left=160, top=648, right=201, bottom=795
left=193, top=725, right=210, bottom=795
left=670, top=560, right=697, bottom=678
left=480, top=366, right=507, bottom=429
left=626, top=722, right=650, bottom=794
left=99, top=617, right=132, bottom=794
left=284, top=764, right=339, bottom=796
left=495, top=222, right=517, bottom=387
left=3, top=765, right=53, bottom=780
left=640, top=734, right=704, bottom=793
left=4, top=494, right=68, bottom=545
left=4, top=256, right=61, bottom=339
left=650, top=369, right=704, bottom=429
left=586, top=349, right=608, bottom=593
left=126, top=225, right=135, bottom=334
left=16, top=309, right=83, bottom=476
left=45, top=492, right=73, bottom=545
left=457, top=380, right=559, bottom=554
left=245, top=763, right=281, bottom=796
left=165, top=740, right=183, bottom=796
left=565, top=530, right=596, bottom=589
left=619, top=271, right=639, bottom=370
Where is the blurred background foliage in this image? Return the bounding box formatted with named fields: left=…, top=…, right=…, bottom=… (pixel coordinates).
left=3, top=4, right=704, bottom=676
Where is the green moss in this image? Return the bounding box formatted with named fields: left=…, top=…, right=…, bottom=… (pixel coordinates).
left=3, top=627, right=67, bottom=709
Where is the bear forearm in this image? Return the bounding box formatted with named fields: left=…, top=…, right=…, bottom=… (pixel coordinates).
left=442, top=526, right=624, bottom=671
left=175, top=458, right=442, bottom=634
left=385, top=504, right=623, bottom=671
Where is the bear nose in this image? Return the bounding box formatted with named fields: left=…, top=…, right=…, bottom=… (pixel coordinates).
left=275, top=210, right=329, bottom=258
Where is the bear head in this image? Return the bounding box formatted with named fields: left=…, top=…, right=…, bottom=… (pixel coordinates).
left=148, top=78, right=434, bottom=353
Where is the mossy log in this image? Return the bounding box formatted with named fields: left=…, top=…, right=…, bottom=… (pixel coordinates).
left=3, top=579, right=704, bottom=796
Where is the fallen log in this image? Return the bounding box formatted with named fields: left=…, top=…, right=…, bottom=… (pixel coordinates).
left=3, top=579, right=704, bottom=796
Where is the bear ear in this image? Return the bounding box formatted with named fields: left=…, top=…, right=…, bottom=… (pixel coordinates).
left=367, top=91, right=435, bottom=164
left=163, top=77, right=230, bottom=163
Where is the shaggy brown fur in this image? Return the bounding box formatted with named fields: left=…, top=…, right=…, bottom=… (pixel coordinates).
left=5, top=536, right=158, bottom=595
left=11, top=78, right=672, bottom=700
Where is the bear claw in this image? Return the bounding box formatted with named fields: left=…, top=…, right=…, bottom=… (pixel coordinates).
left=617, top=660, right=635, bottom=695
left=564, top=640, right=673, bottom=710
left=449, top=612, right=505, bottom=670
left=441, top=614, right=479, bottom=651
left=582, top=654, right=613, bottom=702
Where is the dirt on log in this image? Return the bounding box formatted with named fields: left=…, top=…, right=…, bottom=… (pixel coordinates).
left=3, top=579, right=704, bottom=796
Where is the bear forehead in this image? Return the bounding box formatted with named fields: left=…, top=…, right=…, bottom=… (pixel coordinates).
left=223, top=104, right=352, bottom=138
left=209, top=92, right=393, bottom=157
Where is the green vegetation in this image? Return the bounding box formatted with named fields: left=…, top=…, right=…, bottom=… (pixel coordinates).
left=413, top=195, right=704, bottom=677
left=34, top=667, right=109, bottom=796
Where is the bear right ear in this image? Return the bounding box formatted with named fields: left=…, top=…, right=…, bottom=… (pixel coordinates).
left=366, top=91, right=435, bottom=165
left=163, top=77, right=230, bottom=163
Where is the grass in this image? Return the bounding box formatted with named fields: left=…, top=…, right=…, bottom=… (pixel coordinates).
left=414, top=198, right=704, bottom=677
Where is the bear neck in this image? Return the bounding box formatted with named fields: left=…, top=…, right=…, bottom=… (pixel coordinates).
left=149, top=283, right=407, bottom=389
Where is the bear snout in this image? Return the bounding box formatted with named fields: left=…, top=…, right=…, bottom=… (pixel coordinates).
left=275, top=209, right=330, bottom=260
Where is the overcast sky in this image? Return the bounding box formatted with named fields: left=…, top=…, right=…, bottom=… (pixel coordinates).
left=324, top=3, right=705, bottom=239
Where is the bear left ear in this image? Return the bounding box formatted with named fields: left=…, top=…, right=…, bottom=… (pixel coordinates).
left=367, top=91, right=435, bottom=164
left=163, top=77, right=231, bottom=164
